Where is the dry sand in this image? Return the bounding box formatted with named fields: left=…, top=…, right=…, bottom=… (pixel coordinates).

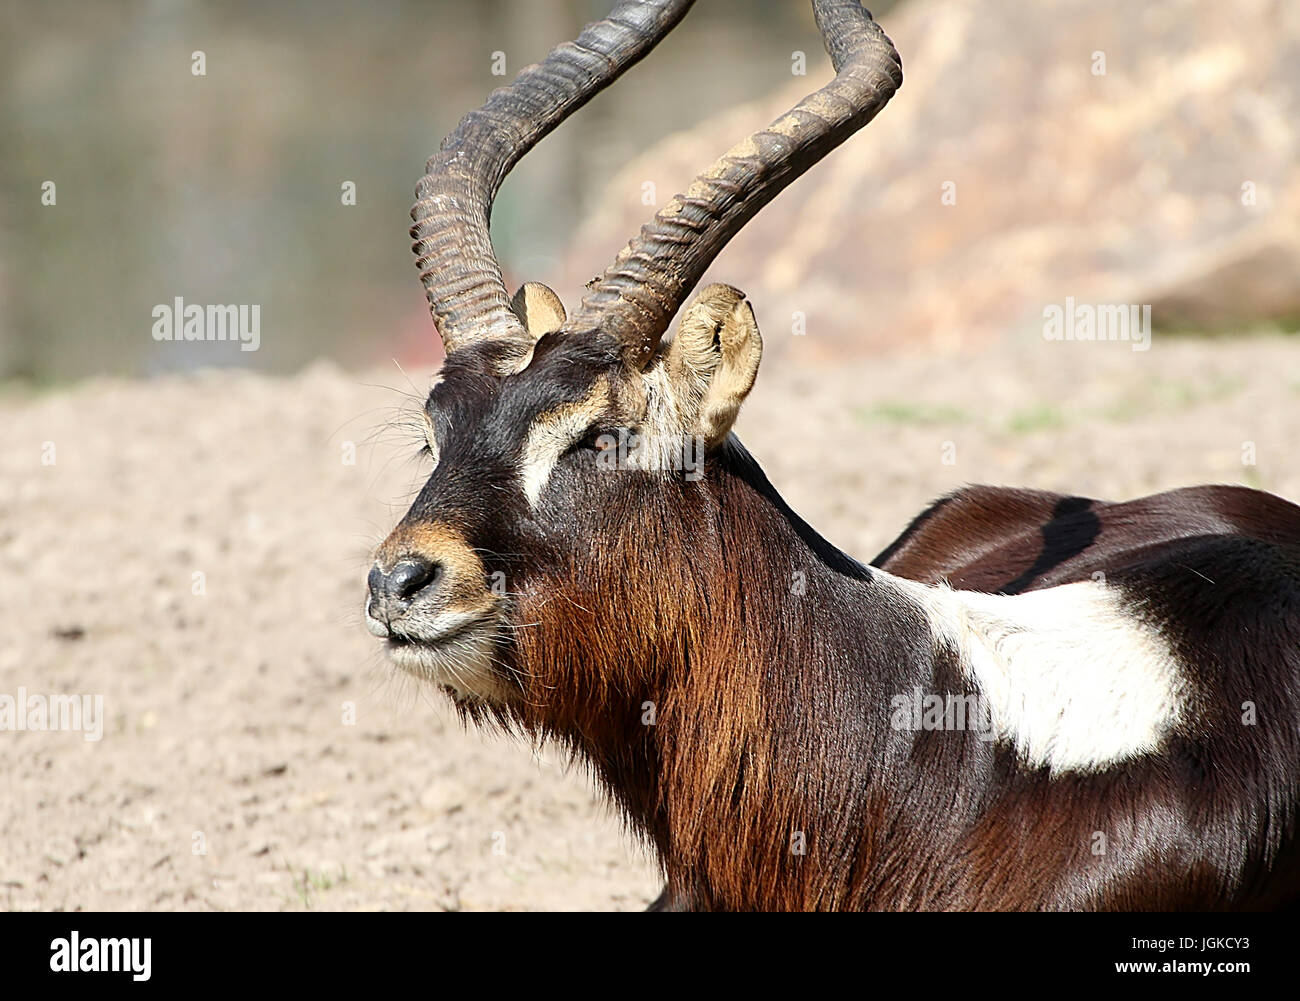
left=2, top=331, right=1296, bottom=910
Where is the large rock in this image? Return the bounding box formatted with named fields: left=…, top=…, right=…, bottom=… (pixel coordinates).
left=560, top=0, right=1300, bottom=358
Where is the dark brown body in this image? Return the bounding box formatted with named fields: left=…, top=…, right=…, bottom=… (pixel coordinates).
left=876, top=483, right=1300, bottom=595
left=646, top=478, right=1300, bottom=911
left=373, top=0, right=1300, bottom=913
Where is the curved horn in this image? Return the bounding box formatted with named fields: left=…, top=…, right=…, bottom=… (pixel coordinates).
left=564, top=0, right=902, bottom=365
left=412, top=0, right=695, bottom=356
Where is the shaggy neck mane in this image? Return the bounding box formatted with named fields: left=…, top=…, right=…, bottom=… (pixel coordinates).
left=494, top=437, right=945, bottom=909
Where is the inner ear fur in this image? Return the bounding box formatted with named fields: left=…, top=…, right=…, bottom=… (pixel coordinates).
left=665, top=283, right=763, bottom=448
left=510, top=282, right=567, bottom=338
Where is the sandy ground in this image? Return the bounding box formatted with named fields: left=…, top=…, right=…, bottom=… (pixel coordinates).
left=2, top=331, right=1297, bottom=911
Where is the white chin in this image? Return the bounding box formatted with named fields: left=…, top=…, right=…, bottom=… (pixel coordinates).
left=385, top=628, right=508, bottom=702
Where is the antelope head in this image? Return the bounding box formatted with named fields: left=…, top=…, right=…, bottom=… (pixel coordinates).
left=366, top=0, right=902, bottom=729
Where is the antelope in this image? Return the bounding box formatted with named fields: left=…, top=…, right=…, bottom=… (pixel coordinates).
left=365, top=0, right=1300, bottom=910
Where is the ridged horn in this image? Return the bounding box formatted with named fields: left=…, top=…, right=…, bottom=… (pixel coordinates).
left=564, top=0, right=902, bottom=366
left=411, top=0, right=696, bottom=356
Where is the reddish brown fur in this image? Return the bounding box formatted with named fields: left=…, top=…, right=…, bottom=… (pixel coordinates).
left=375, top=0, right=1300, bottom=910
left=440, top=463, right=1300, bottom=911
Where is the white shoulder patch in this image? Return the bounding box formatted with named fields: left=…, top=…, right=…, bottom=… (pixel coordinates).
left=892, top=576, right=1187, bottom=774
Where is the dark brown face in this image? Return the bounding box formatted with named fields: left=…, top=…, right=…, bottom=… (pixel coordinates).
left=381, top=0, right=900, bottom=707
left=364, top=284, right=764, bottom=704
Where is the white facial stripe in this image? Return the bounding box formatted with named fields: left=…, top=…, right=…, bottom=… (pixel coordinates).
left=519, top=400, right=604, bottom=506
left=893, top=576, right=1186, bottom=774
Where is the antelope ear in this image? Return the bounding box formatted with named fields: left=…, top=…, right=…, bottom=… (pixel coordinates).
left=510, top=282, right=567, bottom=338
left=664, top=283, right=763, bottom=449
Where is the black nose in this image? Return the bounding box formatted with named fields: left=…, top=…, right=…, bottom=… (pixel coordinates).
left=368, top=557, right=441, bottom=622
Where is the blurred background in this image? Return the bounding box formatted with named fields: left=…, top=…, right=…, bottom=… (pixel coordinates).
left=2, top=0, right=853, bottom=381
left=3, top=0, right=1298, bottom=385
left=4, top=0, right=1299, bottom=913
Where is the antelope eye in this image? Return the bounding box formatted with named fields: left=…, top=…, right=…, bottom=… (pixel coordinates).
left=416, top=423, right=440, bottom=465
left=575, top=428, right=619, bottom=453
